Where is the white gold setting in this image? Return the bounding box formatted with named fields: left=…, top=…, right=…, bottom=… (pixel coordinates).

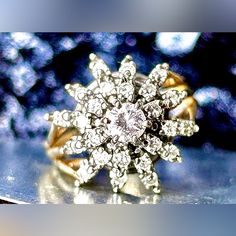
left=45, top=54, right=199, bottom=193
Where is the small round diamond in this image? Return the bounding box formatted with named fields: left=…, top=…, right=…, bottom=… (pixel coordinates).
left=143, top=135, right=162, bottom=155
left=149, top=65, right=168, bottom=86
left=139, top=83, right=157, bottom=101
left=143, top=100, right=162, bottom=118
left=99, top=82, right=115, bottom=96
left=74, top=87, right=87, bottom=100
left=119, top=60, right=136, bottom=80
left=76, top=159, right=97, bottom=184
left=118, top=83, right=134, bottom=100
left=107, top=103, right=146, bottom=143
left=72, top=112, right=90, bottom=130
left=134, top=154, right=152, bottom=172
left=161, top=90, right=187, bottom=108
left=92, top=148, right=111, bottom=166
left=159, top=143, right=181, bottom=162
left=112, top=151, right=131, bottom=169
left=86, top=97, right=105, bottom=116
left=86, top=128, right=106, bottom=147
left=109, top=168, right=128, bottom=192
left=161, top=120, right=178, bottom=136
left=52, top=110, right=72, bottom=127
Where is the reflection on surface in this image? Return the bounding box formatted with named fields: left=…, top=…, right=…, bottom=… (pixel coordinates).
left=0, top=140, right=236, bottom=203
left=38, top=167, right=160, bottom=204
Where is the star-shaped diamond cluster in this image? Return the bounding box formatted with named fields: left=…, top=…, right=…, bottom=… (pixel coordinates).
left=46, top=54, right=199, bottom=193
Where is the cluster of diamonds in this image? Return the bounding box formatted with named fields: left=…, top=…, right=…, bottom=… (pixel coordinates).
left=45, top=54, right=199, bottom=193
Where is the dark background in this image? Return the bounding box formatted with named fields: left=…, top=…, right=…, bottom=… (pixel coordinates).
left=0, top=33, right=235, bottom=150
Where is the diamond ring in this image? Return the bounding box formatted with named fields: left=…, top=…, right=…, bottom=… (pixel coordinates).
left=44, top=54, right=199, bottom=194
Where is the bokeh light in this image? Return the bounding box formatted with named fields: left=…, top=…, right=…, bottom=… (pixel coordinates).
left=0, top=32, right=235, bottom=150
left=156, top=32, right=201, bottom=56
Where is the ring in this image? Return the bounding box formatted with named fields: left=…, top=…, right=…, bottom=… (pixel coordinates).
left=44, top=53, right=199, bottom=194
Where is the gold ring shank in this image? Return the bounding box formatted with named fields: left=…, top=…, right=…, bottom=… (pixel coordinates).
left=45, top=72, right=197, bottom=178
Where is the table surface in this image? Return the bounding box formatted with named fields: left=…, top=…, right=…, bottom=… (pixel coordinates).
left=0, top=140, right=236, bottom=204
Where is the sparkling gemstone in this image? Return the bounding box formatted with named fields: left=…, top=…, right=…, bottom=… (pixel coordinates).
left=92, top=148, right=111, bottom=166
left=65, top=84, right=87, bottom=102
left=143, top=100, right=162, bottom=118
left=87, top=97, right=104, bottom=116
left=107, top=103, right=146, bottom=143
left=177, top=120, right=199, bottom=136
left=89, top=57, right=110, bottom=79
left=118, top=83, right=134, bottom=100
left=161, top=90, right=187, bottom=108
left=143, top=135, right=162, bottom=155
left=86, top=128, right=106, bottom=147
left=119, top=60, right=136, bottom=80
left=160, top=120, right=178, bottom=136
left=159, top=143, right=181, bottom=162
left=139, top=83, right=157, bottom=101
left=194, top=125, right=199, bottom=132
left=149, top=65, right=168, bottom=86
left=99, top=82, right=115, bottom=96
left=52, top=110, right=71, bottom=127
left=110, top=168, right=128, bottom=191
left=74, top=87, right=87, bottom=101
left=76, top=159, right=97, bottom=184
left=141, top=172, right=158, bottom=186
left=134, top=153, right=152, bottom=173
left=112, top=151, right=131, bottom=169
left=72, top=111, right=89, bottom=130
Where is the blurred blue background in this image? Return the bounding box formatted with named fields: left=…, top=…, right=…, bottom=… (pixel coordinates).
left=0, top=32, right=235, bottom=150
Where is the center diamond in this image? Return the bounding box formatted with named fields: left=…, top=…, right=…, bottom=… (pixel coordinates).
left=107, top=103, right=146, bottom=143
